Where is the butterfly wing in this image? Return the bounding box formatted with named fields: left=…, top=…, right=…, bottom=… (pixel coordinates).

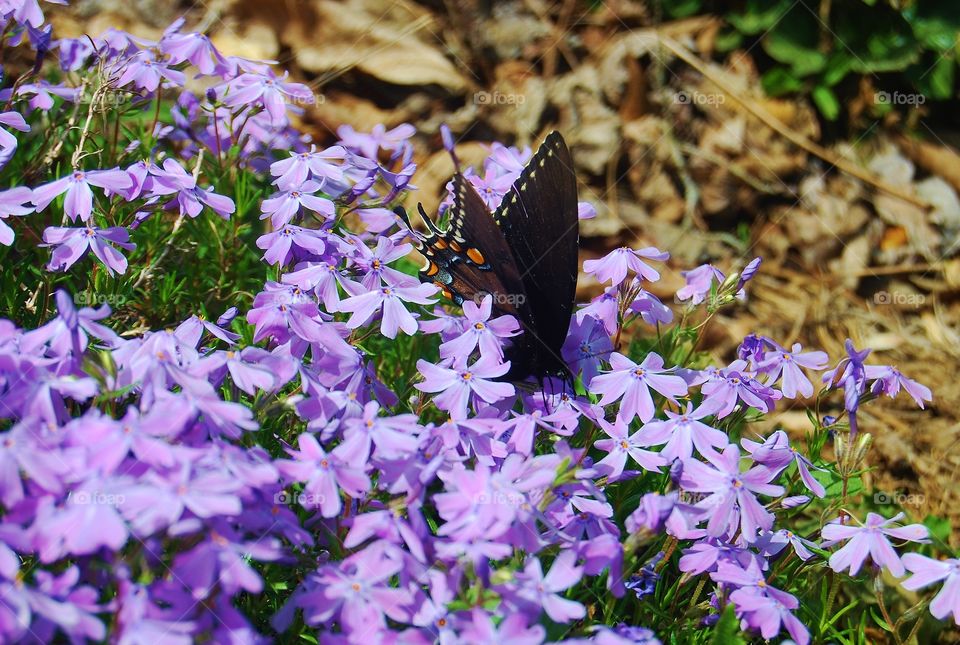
left=398, top=175, right=530, bottom=324
left=494, top=131, right=579, bottom=377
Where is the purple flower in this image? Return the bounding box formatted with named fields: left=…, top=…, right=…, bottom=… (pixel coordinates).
left=736, top=256, right=762, bottom=290
left=114, top=50, right=186, bottom=91
left=223, top=71, right=313, bottom=125
left=741, top=430, right=825, bottom=497
left=514, top=551, right=585, bottom=623
left=439, top=294, right=520, bottom=361
left=866, top=364, right=932, bottom=408
left=277, top=433, right=369, bottom=518
left=699, top=360, right=782, bottom=418
left=347, top=234, right=418, bottom=289
left=731, top=588, right=809, bottom=645
left=756, top=342, right=828, bottom=398
left=43, top=225, right=135, bottom=275
left=256, top=224, right=327, bottom=266
left=0, top=111, right=30, bottom=160
left=270, top=145, right=345, bottom=190
left=561, top=315, right=613, bottom=385
left=339, top=283, right=437, bottom=339
left=676, top=264, right=725, bottom=305
left=260, top=180, right=334, bottom=227
left=0, top=186, right=34, bottom=245
left=901, top=554, right=960, bottom=625
left=680, top=444, right=785, bottom=539
left=583, top=246, right=668, bottom=286
left=22, top=289, right=120, bottom=359
left=822, top=512, right=929, bottom=577
left=149, top=159, right=235, bottom=219
left=589, top=352, right=688, bottom=424
left=32, top=168, right=132, bottom=222
left=594, top=417, right=666, bottom=478
left=636, top=401, right=727, bottom=462
left=467, top=167, right=516, bottom=210
left=160, top=28, right=226, bottom=75
left=458, top=609, right=545, bottom=645
left=415, top=356, right=515, bottom=418
left=339, top=401, right=420, bottom=462
left=338, top=123, right=414, bottom=160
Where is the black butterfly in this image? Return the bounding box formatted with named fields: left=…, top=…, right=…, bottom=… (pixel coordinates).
left=396, top=131, right=579, bottom=382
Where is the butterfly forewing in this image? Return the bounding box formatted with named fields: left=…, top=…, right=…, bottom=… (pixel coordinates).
left=494, top=132, right=579, bottom=376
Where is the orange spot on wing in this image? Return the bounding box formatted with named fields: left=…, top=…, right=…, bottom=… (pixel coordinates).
left=424, top=262, right=439, bottom=277
left=466, top=248, right=486, bottom=264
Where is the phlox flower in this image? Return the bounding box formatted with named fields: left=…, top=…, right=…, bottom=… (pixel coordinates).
left=269, top=145, right=345, bottom=189
left=741, top=430, right=825, bottom=497
left=439, top=294, right=519, bottom=361
left=822, top=511, right=929, bottom=577
left=21, top=289, right=120, bottom=360
left=866, top=364, right=932, bottom=408
left=713, top=560, right=809, bottom=644
left=756, top=341, right=828, bottom=398
left=148, top=158, right=235, bottom=219
left=260, top=180, right=334, bottom=227
left=583, top=246, right=668, bottom=286
left=256, top=224, right=327, bottom=266
left=43, top=225, right=135, bottom=275
left=338, top=123, right=415, bottom=160
left=415, top=355, right=515, bottom=418
left=561, top=315, right=613, bottom=385
left=0, top=186, right=35, bottom=245
left=282, top=261, right=352, bottom=313
left=457, top=610, right=546, bottom=645
left=32, top=168, right=132, bottom=222
left=628, top=286, right=674, bottom=327
left=160, top=24, right=226, bottom=75
left=467, top=166, right=516, bottom=210
left=339, top=401, right=421, bottom=462
left=223, top=71, right=313, bottom=125
left=593, top=417, right=666, bottom=479
left=339, top=283, right=437, bottom=339
left=636, top=401, right=727, bottom=462
left=589, top=352, right=688, bottom=425
left=676, top=264, right=725, bottom=305
left=680, top=444, right=785, bottom=539
left=512, top=551, right=585, bottom=623
left=347, top=234, right=418, bottom=289
left=114, top=50, right=186, bottom=92
left=276, top=433, right=369, bottom=518
left=576, top=285, right=619, bottom=335
left=698, top=360, right=782, bottom=418
left=901, top=554, right=960, bottom=625
left=0, top=111, right=30, bottom=160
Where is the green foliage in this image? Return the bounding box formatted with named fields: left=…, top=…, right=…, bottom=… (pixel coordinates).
left=721, top=0, right=959, bottom=121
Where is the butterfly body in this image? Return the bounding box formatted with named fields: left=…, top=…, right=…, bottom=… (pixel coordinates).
left=398, top=131, right=580, bottom=382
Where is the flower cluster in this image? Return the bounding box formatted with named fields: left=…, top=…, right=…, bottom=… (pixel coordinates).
left=0, top=3, right=953, bottom=644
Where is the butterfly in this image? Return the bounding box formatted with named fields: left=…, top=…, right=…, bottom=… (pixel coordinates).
left=396, top=131, right=580, bottom=382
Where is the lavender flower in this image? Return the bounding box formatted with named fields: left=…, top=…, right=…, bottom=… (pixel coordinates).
left=901, top=554, right=960, bottom=625
left=589, top=352, right=688, bottom=424
left=32, top=168, right=132, bottom=222
left=822, top=512, right=929, bottom=577
left=43, top=225, right=135, bottom=275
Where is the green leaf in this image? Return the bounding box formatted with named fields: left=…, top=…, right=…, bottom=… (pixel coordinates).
left=835, top=8, right=923, bottom=73
left=660, top=0, right=702, bottom=19
left=812, top=85, right=841, bottom=120
left=762, top=67, right=805, bottom=95
left=903, top=0, right=960, bottom=51
left=922, top=514, right=952, bottom=543
left=715, top=28, right=744, bottom=53
left=913, top=52, right=955, bottom=100
left=726, top=0, right=795, bottom=36
left=710, top=604, right=747, bottom=645
left=762, top=9, right=827, bottom=77
left=823, top=52, right=855, bottom=86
